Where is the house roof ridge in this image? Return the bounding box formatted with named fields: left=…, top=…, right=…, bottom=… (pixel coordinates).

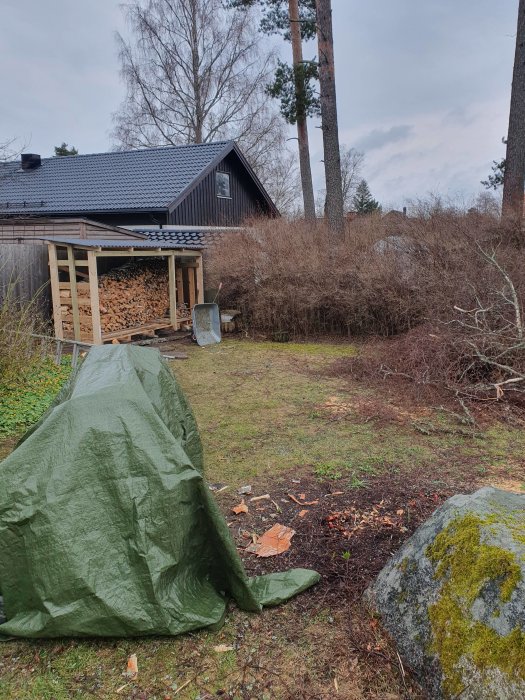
left=32, top=140, right=235, bottom=162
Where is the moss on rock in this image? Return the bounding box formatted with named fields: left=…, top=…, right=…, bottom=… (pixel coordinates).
left=426, top=513, right=524, bottom=696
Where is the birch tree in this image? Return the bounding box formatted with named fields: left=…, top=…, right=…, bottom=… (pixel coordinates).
left=112, top=0, right=284, bottom=178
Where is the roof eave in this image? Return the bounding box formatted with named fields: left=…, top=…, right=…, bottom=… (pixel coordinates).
left=0, top=206, right=169, bottom=216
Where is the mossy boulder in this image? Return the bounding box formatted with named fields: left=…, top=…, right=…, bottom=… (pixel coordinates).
left=366, top=487, right=525, bottom=699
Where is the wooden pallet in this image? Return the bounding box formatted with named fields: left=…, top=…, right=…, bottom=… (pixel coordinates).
left=102, top=319, right=175, bottom=343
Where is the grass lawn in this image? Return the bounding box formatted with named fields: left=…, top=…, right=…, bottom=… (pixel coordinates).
left=0, top=339, right=524, bottom=699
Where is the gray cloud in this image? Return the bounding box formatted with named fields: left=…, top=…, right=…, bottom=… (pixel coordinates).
left=0, top=0, right=519, bottom=204
left=354, top=125, right=414, bottom=152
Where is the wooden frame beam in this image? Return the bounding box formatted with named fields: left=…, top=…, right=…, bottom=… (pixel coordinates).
left=175, top=264, right=184, bottom=310
left=167, top=253, right=177, bottom=330
left=48, top=243, right=64, bottom=340
left=91, top=249, right=200, bottom=258
left=187, top=267, right=196, bottom=309
left=87, top=251, right=102, bottom=344
left=196, top=253, right=204, bottom=304
left=66, top=245, right=81, bottom=341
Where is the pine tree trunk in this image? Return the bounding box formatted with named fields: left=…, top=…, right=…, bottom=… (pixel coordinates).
left=288, top=0, right=316, bottom=220
left=502, top=0, right=525, bottom=226
left=316, top=0, right=344, bottom=233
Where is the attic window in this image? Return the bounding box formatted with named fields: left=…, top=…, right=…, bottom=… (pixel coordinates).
left=216, top=172, right=231, bottom=199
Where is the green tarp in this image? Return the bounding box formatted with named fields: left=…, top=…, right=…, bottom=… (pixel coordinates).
left=0, top=345, right=319, bottom=638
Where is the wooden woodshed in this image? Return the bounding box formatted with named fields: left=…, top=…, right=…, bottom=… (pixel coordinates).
left=46, top=238, right=204, bottom=345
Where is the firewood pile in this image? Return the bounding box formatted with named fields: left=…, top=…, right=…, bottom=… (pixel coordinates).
left=98, top=260, right=169, bottom=333
left=62, top=259, right=176, bottom=337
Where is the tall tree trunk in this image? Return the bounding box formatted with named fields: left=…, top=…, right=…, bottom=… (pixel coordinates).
left=502, top=0, right=525, bottom=225
left=316, top=0, right=344, bottom=233
left=288, top=0, right=316, bottom=220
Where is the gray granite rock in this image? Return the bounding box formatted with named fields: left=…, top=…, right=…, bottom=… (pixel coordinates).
left=365, top=487, right=525, bottom=699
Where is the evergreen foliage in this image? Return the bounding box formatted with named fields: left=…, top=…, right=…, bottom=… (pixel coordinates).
left=266, top=59, right=320, bottom=124
left=54, top=143, right=78, bottom=156
left=481, top=158, right=506, bottom=190
left=353, top=179, right=380, bottom=214
left=230, top=0, right=319, bottom=126
left=229, top=0, right=316, bottom=41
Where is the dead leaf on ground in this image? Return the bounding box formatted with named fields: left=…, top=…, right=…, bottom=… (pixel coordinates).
left=245, top=523, right=295, bottom=557
left=125, top=653, right=138, bottom=680
left=213, top=644, right=235, bottom=653
left=299, top=509, right=308, bottom=518
left=231, top=500, right=248, bottom=515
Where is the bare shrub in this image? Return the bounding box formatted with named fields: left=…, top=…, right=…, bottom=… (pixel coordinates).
left=207, top=208, right=508, bottom=339
left=0, top=276, right=50, bottom=382
left=208, top=207, right=525, bottom=407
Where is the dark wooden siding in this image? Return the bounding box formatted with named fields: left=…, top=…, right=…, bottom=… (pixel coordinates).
left=0, top=243, right=50, bottom=310
left=168, top=153, right=272, bottom=226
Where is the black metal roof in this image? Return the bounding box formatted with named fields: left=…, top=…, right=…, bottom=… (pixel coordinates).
left=0, top=142, right=236, bottom=215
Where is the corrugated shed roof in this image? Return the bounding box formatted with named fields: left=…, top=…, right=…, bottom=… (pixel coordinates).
left=0, top=142, right=232, bottom=215
left=40, top=237, right=203, bottom=250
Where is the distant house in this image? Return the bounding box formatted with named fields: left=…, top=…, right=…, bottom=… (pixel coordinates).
left=0, top=141, right=278, bottom=228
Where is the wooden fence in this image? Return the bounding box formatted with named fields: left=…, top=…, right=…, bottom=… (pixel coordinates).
left=0, top=243, right=50, bottom=309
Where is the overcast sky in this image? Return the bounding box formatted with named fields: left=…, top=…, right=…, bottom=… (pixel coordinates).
left=0, top=0, right=519, bottom=208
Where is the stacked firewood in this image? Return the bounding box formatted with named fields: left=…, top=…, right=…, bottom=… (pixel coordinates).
left=61, top=260, right=170, bottom=336
left=98, top=260, right=169, bottom=333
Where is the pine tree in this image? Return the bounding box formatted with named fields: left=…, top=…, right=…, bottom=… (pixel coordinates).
left=54, top=143, right=78, bottom=156
left=316, top=0, right=344, bottom=232
left=352, top=179, right=380, bottom=215
left=502, top=0, right=525, bottom=224
left=231, top=0, right=318, bottom=219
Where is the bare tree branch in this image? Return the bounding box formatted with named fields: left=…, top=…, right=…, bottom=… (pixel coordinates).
left=112, top=0, right=287, bottom=186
